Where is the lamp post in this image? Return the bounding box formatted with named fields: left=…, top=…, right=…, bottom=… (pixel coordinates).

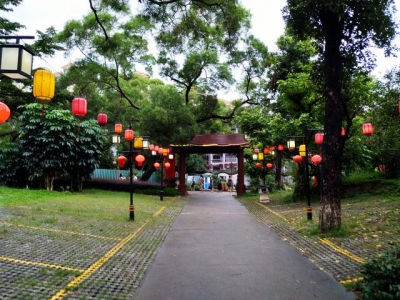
left=151, top=146, right=171, bottom=201
left=288, top=125, right=323, bottom=220
left=0, top=36, right=35, bottom=79
left=114, top=123, right=149, bottom=221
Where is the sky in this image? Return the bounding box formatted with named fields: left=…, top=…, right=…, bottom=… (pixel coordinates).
left=4, top=0, right=400, bottom=90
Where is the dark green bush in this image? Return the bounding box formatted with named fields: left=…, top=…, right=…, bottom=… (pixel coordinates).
left=360, top=245, right=400, bottom=300
left=83, top=178, right=180, bottom=196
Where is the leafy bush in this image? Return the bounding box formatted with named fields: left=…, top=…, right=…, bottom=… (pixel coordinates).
left=360, top=246, right=400, bottom=300
left=83, top=178, right=180, bottom=196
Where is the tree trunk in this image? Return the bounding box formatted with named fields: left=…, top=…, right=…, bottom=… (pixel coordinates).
left=319, top=10, right=344, bottom=233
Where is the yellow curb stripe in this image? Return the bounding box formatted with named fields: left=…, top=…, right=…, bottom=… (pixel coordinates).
left=319, top=238, right=365, bottom=264
left=0, top=222, right=122, bottom=241
left=256, top=202, right=288, bottom=222
left=50, top=204, right=169, bottom=300
left=50, top=221, right=149, bottom=300
left=154, top=204, right=168, bottom=216
left=0, top=255, right=84, bottom=272
left=340, top=277, right=364, bottom=284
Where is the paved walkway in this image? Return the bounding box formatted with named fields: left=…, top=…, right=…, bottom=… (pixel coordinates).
left=135, top=192, right=355, bottom=300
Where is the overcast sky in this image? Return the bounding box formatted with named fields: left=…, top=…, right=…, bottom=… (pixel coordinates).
left=5, top=0, right=400, bottom=85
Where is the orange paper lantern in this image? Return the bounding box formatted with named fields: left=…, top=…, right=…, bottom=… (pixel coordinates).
left=0, top=102, right=10, bottom=123
left=135, top=155, right=145, bottom=167
left=293, top=155, right=303, bottom=163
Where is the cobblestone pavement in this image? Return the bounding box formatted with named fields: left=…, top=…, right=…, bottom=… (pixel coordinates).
left=1, top=192, right=397, bottom=299
left=237, top=198, right=400, bottom=286
left=0, top=196, right=187, bottom=300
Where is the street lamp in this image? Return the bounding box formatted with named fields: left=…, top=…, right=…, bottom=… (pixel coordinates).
left=0, top=36, right=35, bottom=79
left=114, top=123, right=149, bottom=221
left=151, top=145, right=171, bottom=201
left=288, top=125, right=323, bottom=220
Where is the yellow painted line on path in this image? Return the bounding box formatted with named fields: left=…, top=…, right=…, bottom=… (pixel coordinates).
left=0, top=222, right=122, bottom=241
left=50, top=204, right=169, bottom=300
left=256, top=202, right=288, bottom=222
left=319, top=238, right=365, bottom=264
left=340, top=277, right=364, bottom=284
left=0, top=255, right=84, bottom=272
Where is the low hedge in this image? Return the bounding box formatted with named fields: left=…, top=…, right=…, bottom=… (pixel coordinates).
left=83, top=178, right=180, bottom=196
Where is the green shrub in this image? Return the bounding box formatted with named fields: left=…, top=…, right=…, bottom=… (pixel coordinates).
left=360, top=245, right=400, bottom=300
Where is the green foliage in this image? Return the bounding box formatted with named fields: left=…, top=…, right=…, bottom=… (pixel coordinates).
left=360, top=246, right=400, bottom=300
left=17, top=104, right=107, bottom=191
left=0, top=141, right=27, bottom=187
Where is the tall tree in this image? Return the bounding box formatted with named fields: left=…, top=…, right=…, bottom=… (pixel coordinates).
left=283, top=0, right=397, bottom=232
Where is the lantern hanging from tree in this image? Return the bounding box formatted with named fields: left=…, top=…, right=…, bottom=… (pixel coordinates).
left=266, top=163, right=273, bottom=169
left=117, top=156, right=127, bottom=168
left=125, top=129, right=134, bottom=141
left=311, top=154, right=322, bottom=166
left=341, top=127, right=346, bottom=137
left=135, top=154, right=145, bottom=167
left=0, top=102, right=11, bottom=123
left=115, top=123, right=122, bottom=134
left=315, top=133, right=324, bottom=145
left=293, top=155, right=303, bottom=163
left=277, top=144, right=284, bottom=151
left=71, top=97, right=87, bottom=117
left=97, top=113, right=107, bottom=127
left=263, top=147, right=270, bottom=154
left=33, top=69, right=55, bottom=118
left=362, top=123, right=374, bottom=135
left=154, top=162, right=160, bottom=170
left=165, top=162, right=171, bottom=170
left=255, top=162, right=262, bottom=168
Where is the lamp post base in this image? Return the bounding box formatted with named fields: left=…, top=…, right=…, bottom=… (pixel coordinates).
left=129, top=205, right=134, bottom=221
left=258, top=185, right=270, bottom=203
left=307, top=207, right=312, bottom=220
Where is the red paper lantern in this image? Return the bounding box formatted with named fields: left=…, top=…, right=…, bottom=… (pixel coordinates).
left=117, top=156, right=127, bottom=168
left=0, top=102, right=11, bottom=123
left=269, top=146, right=276, bottom=151
left=71, top=98, right=87, bottom=117
left=253, top=148, right=259, bottom=154
left=154, top=162, right=160, bottom=170
left=255, top=162, right=262, bottom=168
left=266, top=163, right=273, bottom=169
left=115, top=123, right=122, bottom=134
left=158, top=147, right=163, bottom=155
left=125, top=129, right=134, bottom=141
left=164, top=162, right=171, bottom=170
left=135, top=154, right=145, bottom=167
left=313, top=176, right=318, bottom=187
left=277, top=144, right=284, bottom=151
left=311, top=155, right=322, bottom=166
left=341, top=127, right=346, bottom=137
left=293, top=155, right=303, bottom=163
left=97, top=113, right=107, bottom=126
left=362, top=123, right=374, bottom=135
left=263, top=147, right=270, bottom=154
left=315, top=133, right=324, bottom=145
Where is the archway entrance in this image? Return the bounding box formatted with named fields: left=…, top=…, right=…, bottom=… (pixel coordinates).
left=171, top=134, right=250, bottom=196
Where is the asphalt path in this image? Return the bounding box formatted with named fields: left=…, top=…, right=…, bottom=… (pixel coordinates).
left=135, top=191, right=355, bottom=300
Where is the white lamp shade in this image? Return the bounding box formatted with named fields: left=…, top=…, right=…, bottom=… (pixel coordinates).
left=0, top=45, right=34, bottom=79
